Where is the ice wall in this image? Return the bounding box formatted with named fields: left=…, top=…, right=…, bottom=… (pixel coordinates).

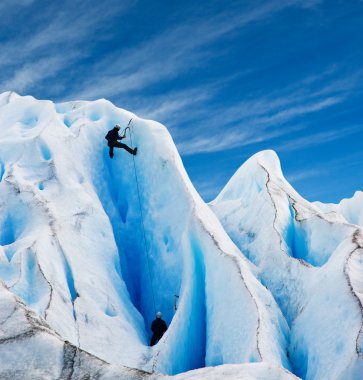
left=0, top=277, right=299, bottom=380
left=314, top=191, right=363, bottom=227
left=0, top=93, right=291, bottom=377
left=211, top=150, right=363, bottom=380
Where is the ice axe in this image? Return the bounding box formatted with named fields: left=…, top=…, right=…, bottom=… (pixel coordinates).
left=122, top=118, right=133, bottom=138
left=174, top=295, right=179, bottom=312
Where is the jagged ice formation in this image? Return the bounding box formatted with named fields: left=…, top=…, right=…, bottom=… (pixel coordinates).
left=0, top=92, right=362, bottom=379
left=210, top=150, right=363, bottom=380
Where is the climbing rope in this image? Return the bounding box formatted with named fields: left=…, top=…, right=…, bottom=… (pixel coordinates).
left=124, top=119, right=157, bottom=318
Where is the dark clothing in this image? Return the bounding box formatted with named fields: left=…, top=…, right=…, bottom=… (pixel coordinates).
left=150, top=318, right=167, bottom=346
left=105, top=127, right=124, bottom=145
left=105, top=127, right=135, bottom=158
left=108, top=141, right=135, bottom=158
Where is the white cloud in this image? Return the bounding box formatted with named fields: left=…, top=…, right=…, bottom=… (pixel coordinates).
left=0, top=0, right=34, bottom=11
left=277, top=125, right=363, bottom=152
left=0, top=1, right=135, bottom=92
left=66, top=0, right=303, bottom=100
left=1, top=0, right=360, bottom=165
left=178, top=124, right=306, bottom=156
left=293, top=0, right=323, bottom=9
left=286, top=168, right=326, bottom=183
left=176, top=94, right=346, bottom=156
left=170, top=63, right=363, bottom=156
left=1, top=54, right=79, bottom=93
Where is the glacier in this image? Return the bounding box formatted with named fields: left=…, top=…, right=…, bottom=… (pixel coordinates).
left=0, top=91, right=362, bottom=379
left=314, top=191, right=363, bottom=228
left=210, top=150, right=363, bottom=379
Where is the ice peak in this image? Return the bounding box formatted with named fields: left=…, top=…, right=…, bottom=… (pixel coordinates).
left=0, top=91, right=21, bottom=107
left=212, top=149, right=285, bottom=203
left=0, top=93, right=291, bottom=377
left=0, top=93, right=361, bottom=380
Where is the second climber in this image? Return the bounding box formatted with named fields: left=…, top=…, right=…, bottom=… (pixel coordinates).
left=150, top=311, right=168, bottom=346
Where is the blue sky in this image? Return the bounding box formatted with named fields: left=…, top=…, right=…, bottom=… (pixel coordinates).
left=0, top=0, right=362, bottom=203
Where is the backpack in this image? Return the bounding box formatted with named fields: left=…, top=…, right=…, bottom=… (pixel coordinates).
left=105, top=130, right=112, bottom=141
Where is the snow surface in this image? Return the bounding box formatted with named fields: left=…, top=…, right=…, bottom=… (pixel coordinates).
left=314, top=191, right=363, bottom=227
left=211, top=150, right=363, bottom=380
left=0, top=281, right=150, bottom=379
left=0, top=92, right=297, bottom=379
left=170, top=363, right=300, bottom=380
left=0, top=279, right=298, bottom=380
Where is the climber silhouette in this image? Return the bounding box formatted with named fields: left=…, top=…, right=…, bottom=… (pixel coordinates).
left=150, top=311, right=167, bottom=346
left=105, top=124, right=137, bottom=159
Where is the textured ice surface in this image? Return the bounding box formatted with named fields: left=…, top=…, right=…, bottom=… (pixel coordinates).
left=0, top=281, right=154, bottom=380
left=314, top=191, right=363, bottom=227
left=0, top=280, right=300, bottom=380
left=211, top=150, right=363, bottom=380
left=1, top=92, right=362, bottom=379
left=0, top=93, right=294, bottom=378
left=169, top=363, right=300, bottom=380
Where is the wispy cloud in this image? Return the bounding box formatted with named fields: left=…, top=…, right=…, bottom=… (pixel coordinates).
left=286, top=168, right=327, bottom=183
left=1, top=0, right=360, bottom=162
left=277, top=124, right=363, bottom=152
left=294, top=0, right=323, bottom=9
left=0, top=0, right=333, bottom=107
left=176, top=94, right=348, bottom=155
left=173, top=64, right=363, bottom=155
left=285, top=149, right=363, bottom=201
left=126, top=59, right=362, bottom=157
left=67, top=0, right=308, bottom=100
left=0, top=54, right=80, bottom=92
left=0, top=0, right=34, bottom=12
left=245, top=96, right=343, bottom=128
left=0, top=1, right=135, bottom=93
left=133, top=88, right=214, bottom=122
left=178, top=124, right=306, bottom=155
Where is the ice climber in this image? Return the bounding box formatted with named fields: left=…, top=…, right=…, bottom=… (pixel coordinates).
left=105, top=124, right=137, bottom=159
left=150, top=311, right=168, bottom=346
